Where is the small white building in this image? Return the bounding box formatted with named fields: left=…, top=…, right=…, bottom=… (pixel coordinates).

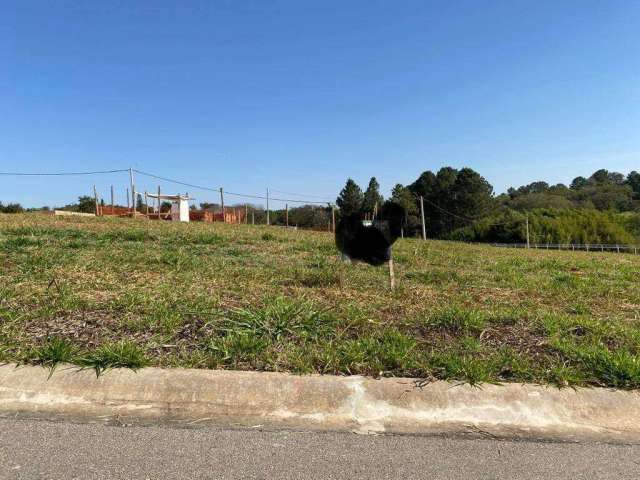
left=170, top=195, right=190, bottom=222
left=146, top=192, right=191, bottom=222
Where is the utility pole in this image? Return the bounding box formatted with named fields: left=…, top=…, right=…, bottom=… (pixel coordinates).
left=93, top=185, right=99, bottom=216
left=129, top=168, right=135, bottom=213
left=420, top=196, right=426, bottom=241
left=220, top=187, right=225, bottom=223
left=526, top=215, right=530, bottom=249
left=110, top=185, right=114, bottom=215
left=266, top=188, right=270, bottom=225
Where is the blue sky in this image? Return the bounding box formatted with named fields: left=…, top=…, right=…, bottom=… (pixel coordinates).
left=1, top=0, right=639, bottom=208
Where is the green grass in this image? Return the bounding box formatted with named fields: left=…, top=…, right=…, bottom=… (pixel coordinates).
left=1, top=212, right=640, bottom=388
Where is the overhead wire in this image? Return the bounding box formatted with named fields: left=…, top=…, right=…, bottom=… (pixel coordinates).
left=0, top=169, right=129, bottom=176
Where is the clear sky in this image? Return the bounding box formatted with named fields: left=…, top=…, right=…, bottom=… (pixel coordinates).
left=2, top=0, right=639, bottom=208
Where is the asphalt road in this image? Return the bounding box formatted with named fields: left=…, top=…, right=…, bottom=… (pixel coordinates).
left=0, top=418, right=638, bottom=480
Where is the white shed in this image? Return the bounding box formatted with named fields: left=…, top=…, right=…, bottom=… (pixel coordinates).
left=145, top=192, right=191, bottom=222
left=170, top=196, right=190, bottom=222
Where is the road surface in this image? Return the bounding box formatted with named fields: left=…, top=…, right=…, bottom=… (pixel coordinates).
left=0, top=418, right=638, bottom=479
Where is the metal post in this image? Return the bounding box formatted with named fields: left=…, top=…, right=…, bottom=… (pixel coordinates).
left=157, top=186, right=161, bottom=217
left=266, top=188, right=270, bottom=225
left=420, top=196, right=426, bottom=241
left=110, top=185, right=114, bottom=215
left=220, top=187, right=225, bottom=223
left=144, top=191, right=149, bottom=216
left=525, top=215, right=530, bottom=249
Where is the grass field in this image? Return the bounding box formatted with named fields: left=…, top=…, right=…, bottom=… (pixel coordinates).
left=1, top=213, right=639, bottom=388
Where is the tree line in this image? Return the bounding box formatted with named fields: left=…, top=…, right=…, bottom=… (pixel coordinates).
left=334, top=168, right=640, bottom=244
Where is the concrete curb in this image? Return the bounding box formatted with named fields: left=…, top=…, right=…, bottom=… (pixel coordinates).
left=1, top=364, right=639, bottom=443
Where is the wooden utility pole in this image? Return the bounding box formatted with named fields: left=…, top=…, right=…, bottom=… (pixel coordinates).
left=420, top=196, right=426, bottom=241
left=93, top=185, right=99, bottom=216
left=220, top=187, right=225, bottom=222
left=129, top=168, right=135, bottom=213
left=266, top=188, right=270, bottom=225
left=331, top=204, right=336, bottom=233
left=285, top=203, right=289, bottom=227
left=110, top=185, right=114, bottom=215
left=526, top=215, right=530, bottom=249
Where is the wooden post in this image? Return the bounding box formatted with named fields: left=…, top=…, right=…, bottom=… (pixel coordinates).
left=388, top=255, right=396, bottom=291
left=420, top=196, right=426, bottom=241
left=331, top=204, right=336, bottom=233
left=220, top=187, right=225, bottom=223
left=245, top=204, right=248, bottom=224
left=285, top=203, right=289, bottom=227
left=93, top=185, right=99, bottom=216
left=266, top=188, right=270, bottom=225
left=526, top=215, right=530, bottom=249
left=145, top=191, right=149, bottom=216
left=126, top=188, right=130, bottom=210
left=110, top=185, right=114, bottom=215
left=157, top=186, right=161, bottom=218
left=252, top=211, right=255, bottom=225
left=129, top=168, right=135, bottom=213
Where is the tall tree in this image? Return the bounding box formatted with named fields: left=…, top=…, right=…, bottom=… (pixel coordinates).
left=336, top=178, right=364, bottom=216
left=362, top=177, right=383, bottom=216
left=627, top=171, right=640, bottom=195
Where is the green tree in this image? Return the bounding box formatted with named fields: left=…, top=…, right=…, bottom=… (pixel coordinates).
left=362, top=177, right=383, bottom=216
left=336, top=178, right=364, bottom=216
left=77, top=196, right=96, bottom=213
left=627, top=171, right=640, bottom=195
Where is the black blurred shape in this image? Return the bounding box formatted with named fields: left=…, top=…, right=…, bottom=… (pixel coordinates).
left=335, top=203, right=405, bottom=266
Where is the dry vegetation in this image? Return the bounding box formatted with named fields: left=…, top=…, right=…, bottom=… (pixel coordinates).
left=1, top=213, right=639, bottom=388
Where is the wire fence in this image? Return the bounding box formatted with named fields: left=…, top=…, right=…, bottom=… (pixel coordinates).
left=491, top=243, right=640, bottom=254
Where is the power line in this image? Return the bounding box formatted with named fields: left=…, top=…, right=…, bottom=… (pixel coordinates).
left=133, top=169, right=329, bottom=205
left=269, top=188, right=333, bottom=202
left=0, top=169, right=129, bottom=176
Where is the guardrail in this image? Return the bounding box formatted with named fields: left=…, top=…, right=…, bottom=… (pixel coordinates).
left=491, top=243, right=640, bottom=254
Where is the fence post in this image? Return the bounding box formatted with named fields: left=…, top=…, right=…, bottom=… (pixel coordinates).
left=331, top=204, right=336, bottom=233
left=110, top=185, right=114, bottom=215
left=126, top=188, right=130, bottom=210
left=245, top=204, right=248, bottom=224
left=219, top=187, right=225, bottom=223
left=285, top=203, right=289, bottom=227
left=265, top=188, right=270, bottom=225
left=420, top=196, right=427, bottom=241
left=129, top=168, right=135, bottom=213
left=157, top=186, right=161, bottom=218
left=525, top=215, right=530, bottom=249
left=93, top=185, right=99, bottom=216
